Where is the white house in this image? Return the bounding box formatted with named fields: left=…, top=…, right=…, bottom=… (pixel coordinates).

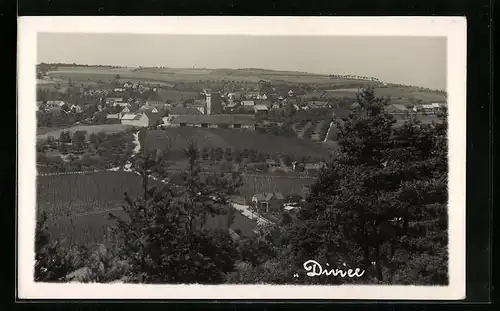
left=121, top=113, right=146, bottom=126
left=241, top=100, right=255, bottom=107
left=120, top=109, right=163, bottom=127
left=107, top=113, right=121, bottom=120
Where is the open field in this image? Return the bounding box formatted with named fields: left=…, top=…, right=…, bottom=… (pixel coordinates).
left=37, top=171, right=146, bottom=218
left=37, top=124, right=135, bottom=140
left=37, top=171, right=317, bottom=218
left=43, top=67, right=446, bottom=104
left=322, top=86, right=446, bottom=103
left=143, top=128, right=331, bottom=159
left=46, top=207, right=256, bottom=246
left=38, top=171, right=291, bottom=244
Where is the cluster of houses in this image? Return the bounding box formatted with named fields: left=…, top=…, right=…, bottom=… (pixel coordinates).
left=36, top=100, right=83, bottom=114
left=82, top=89, right=109, bottom=97
left=114, top=82, right=158, bottom=94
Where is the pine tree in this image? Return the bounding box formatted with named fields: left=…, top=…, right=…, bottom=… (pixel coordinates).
left=283, top=87, right=448, bottom=284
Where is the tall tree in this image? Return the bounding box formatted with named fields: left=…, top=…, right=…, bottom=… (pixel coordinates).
left=72, top=130, right=87, bottom=152
left=283, top=87, right=448, bottom=285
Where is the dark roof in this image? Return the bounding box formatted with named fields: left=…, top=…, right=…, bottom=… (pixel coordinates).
left=170, top=114, right=256, bottom=125
left=253, top=192, right=285, bottom=202
left=169, top=107, right=203, bottom=115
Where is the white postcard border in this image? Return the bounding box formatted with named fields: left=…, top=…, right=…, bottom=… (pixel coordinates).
left=17, top=16, right=466, bottom=300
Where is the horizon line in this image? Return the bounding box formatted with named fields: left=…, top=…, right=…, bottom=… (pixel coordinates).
left=37, top=62, right=445, bottom=91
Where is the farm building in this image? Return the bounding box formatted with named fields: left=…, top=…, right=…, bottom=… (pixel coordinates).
left=169, top=114, right=256, bottom=130
left=120, top=109, right=163, bottom=127
left=251, top=192, right=285, bottom=213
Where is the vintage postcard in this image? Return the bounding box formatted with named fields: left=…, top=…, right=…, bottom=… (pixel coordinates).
left=17, top=16, right=466, bottom=300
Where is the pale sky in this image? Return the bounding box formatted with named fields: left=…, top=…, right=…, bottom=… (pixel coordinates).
left=37, top=33, right=447, bottom=90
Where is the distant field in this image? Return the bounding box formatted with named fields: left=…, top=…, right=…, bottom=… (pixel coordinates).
left=43, top=67, right=446, bottom=103
left=158, top=89, right=200, bottom=101
left=45, top=67, right=381, bottom=85
left=321, top=87, right=446, bottom=103
left=37, top=124, right=134, bottom=140
left=143, top=128, right=331, bottom=159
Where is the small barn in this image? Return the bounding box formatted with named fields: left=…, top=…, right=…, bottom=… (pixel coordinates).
left=169, top=114, right=256, bottom=130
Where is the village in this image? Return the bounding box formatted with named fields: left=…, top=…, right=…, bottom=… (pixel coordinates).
left=37, top=77, right=446, bottom=129
left=36, top=72, right=447, bottom=224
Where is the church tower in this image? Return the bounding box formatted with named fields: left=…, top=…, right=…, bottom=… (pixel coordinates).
left=205, top=92, right=211, bottom=115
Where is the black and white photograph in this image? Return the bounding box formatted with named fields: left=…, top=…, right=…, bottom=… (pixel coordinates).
left=18, top=17, right=466, bottom=300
